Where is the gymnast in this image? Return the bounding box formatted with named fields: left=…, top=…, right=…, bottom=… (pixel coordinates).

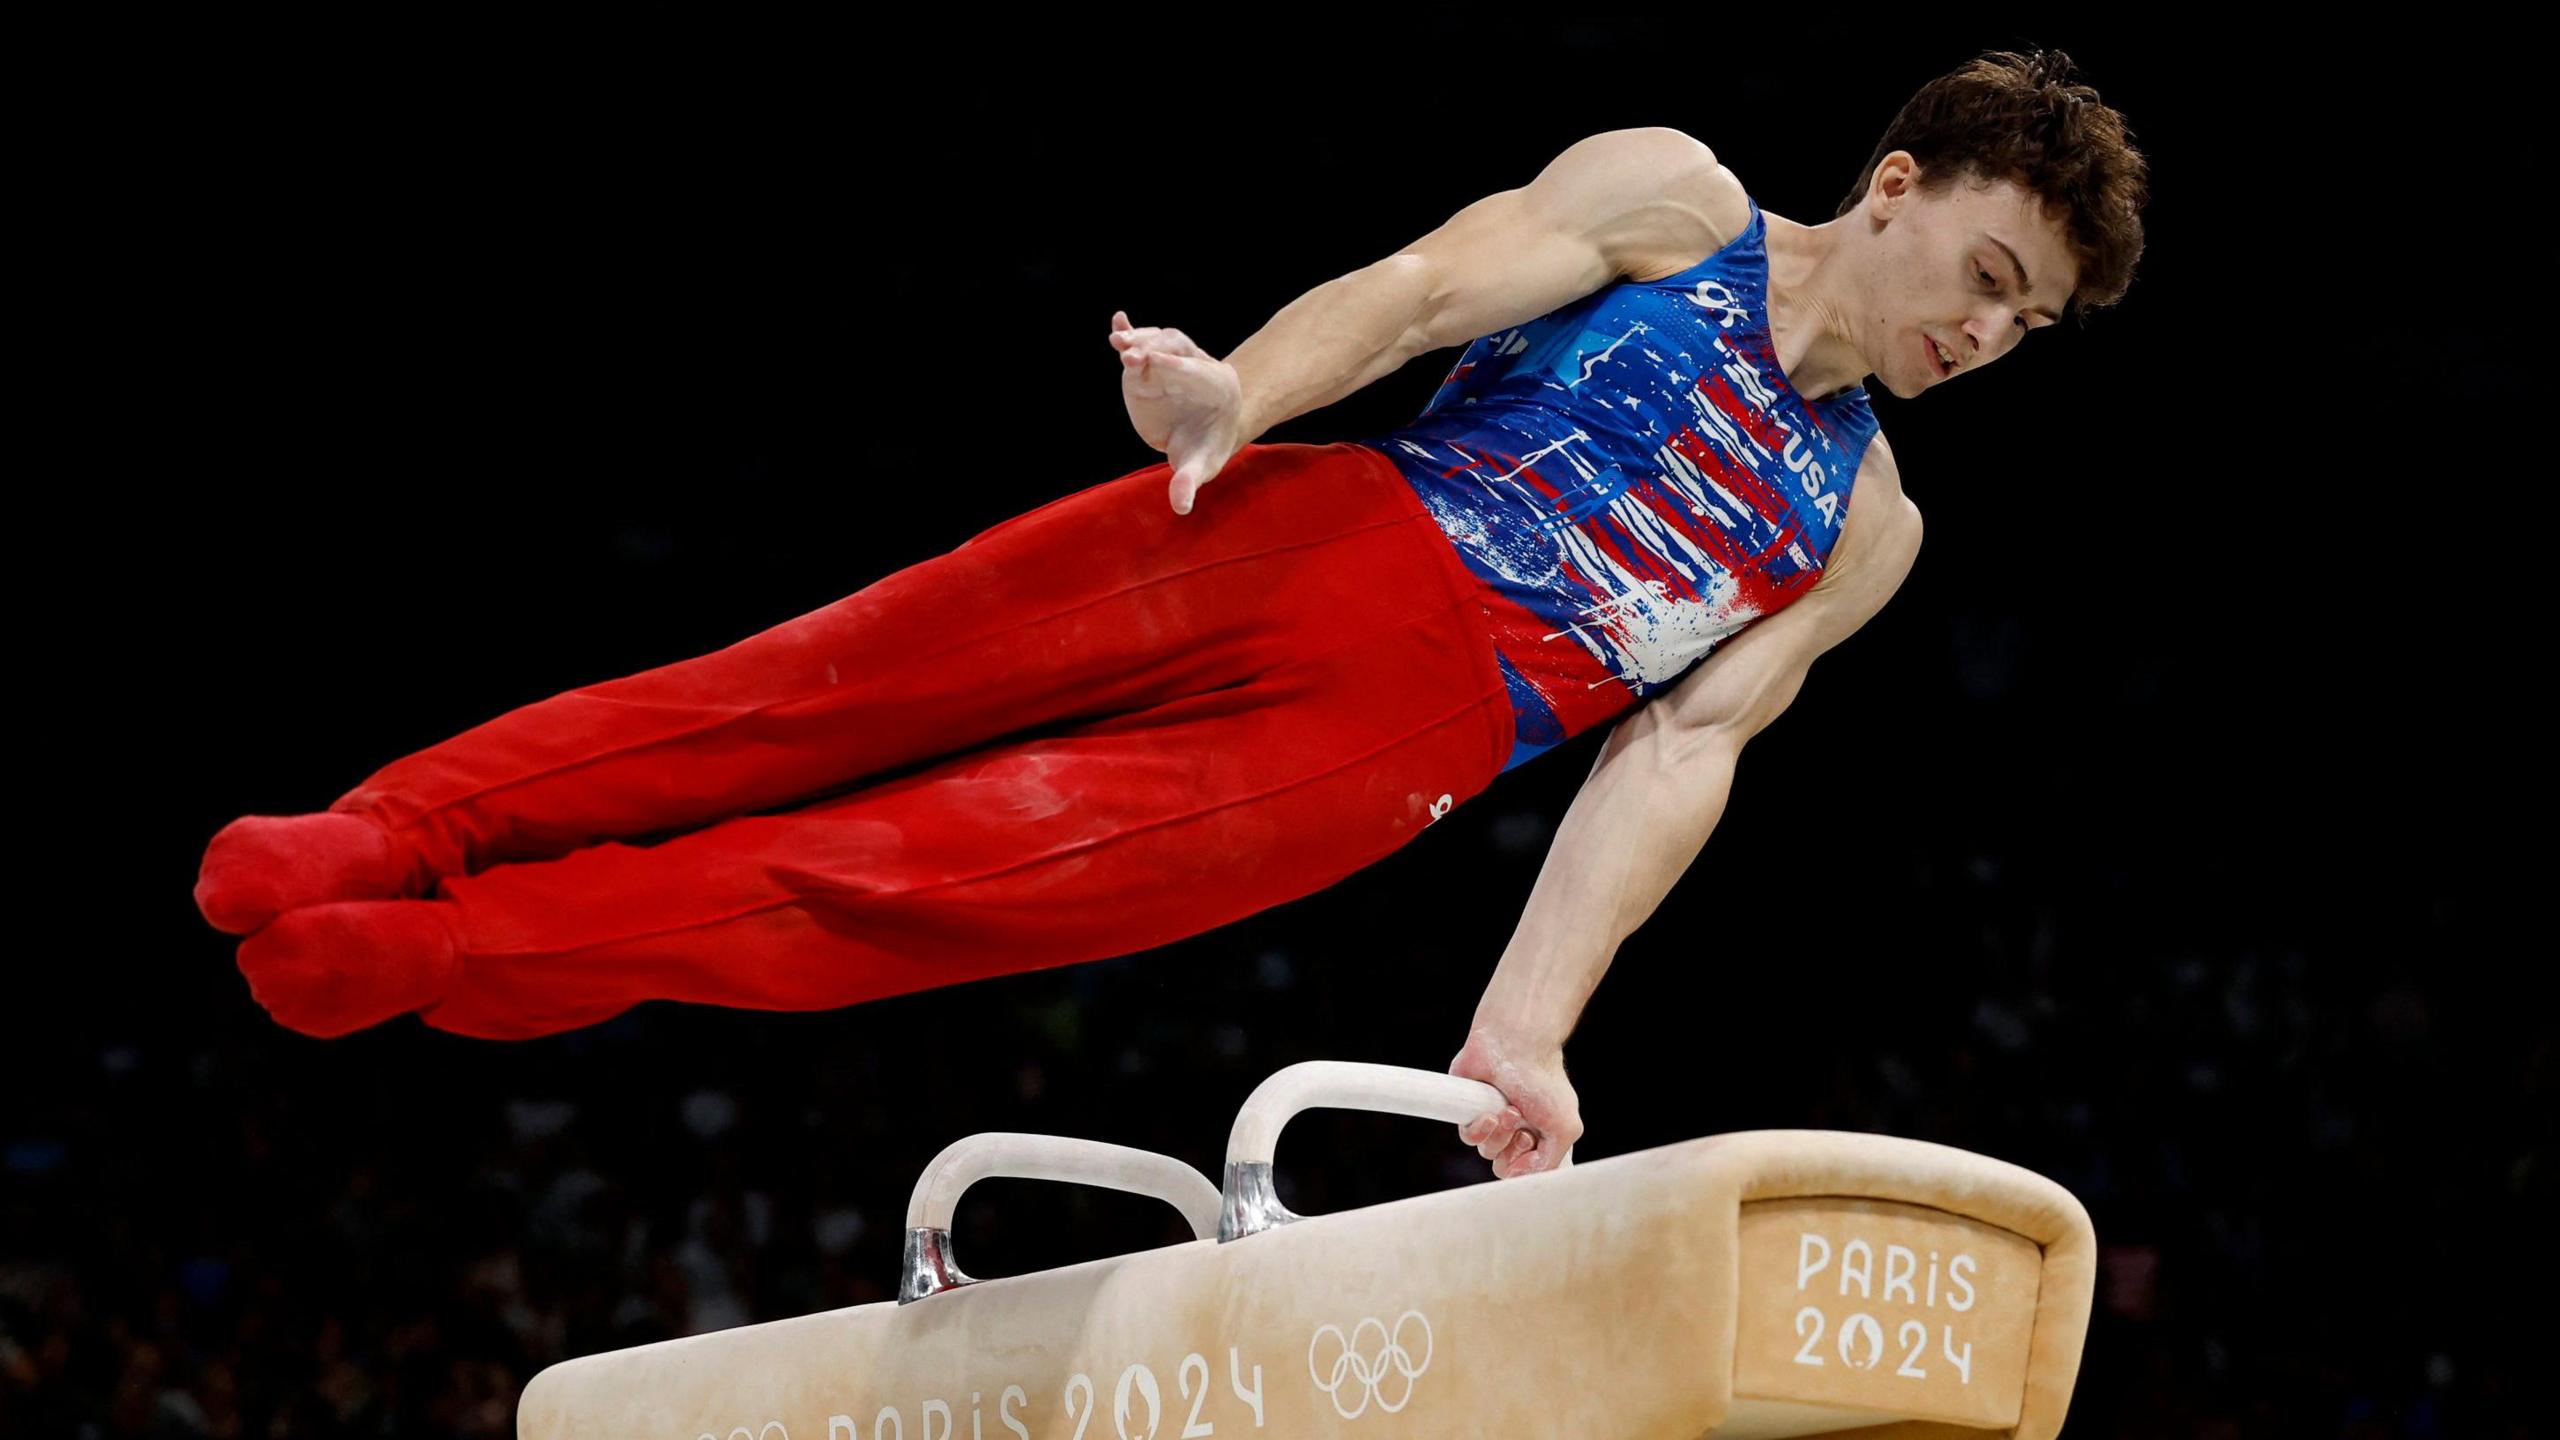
left=194, top=49, right=2146, bottom=1182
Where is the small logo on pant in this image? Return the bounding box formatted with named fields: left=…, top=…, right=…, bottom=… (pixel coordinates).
left=1426, top=793, right=1453, bottom=824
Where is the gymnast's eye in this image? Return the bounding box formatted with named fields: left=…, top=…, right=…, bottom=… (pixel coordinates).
left=1974, top=261, right=2037, bottom=336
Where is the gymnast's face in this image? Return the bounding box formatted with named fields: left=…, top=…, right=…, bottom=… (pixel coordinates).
left=1853, top=153, right=2076, bottom=398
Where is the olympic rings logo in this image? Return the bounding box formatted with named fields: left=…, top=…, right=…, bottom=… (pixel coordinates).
left=1306, top=1310, right=1434, bottom=1419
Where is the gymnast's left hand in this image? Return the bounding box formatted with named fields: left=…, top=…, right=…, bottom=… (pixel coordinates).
left=1449, top=1024, right=1583, bottom=1181
left=1110, top=310, right=1247, bottom=515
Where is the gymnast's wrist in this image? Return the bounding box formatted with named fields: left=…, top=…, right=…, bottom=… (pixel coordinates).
left=1223, top=391, right=1268, bottom=454
left=1466, top=1003, right=1572, bottom=1054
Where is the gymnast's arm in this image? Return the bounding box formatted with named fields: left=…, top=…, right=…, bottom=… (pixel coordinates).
left=1471, top=466, right=1923, bottom=1050
left=1220, top=126, right=1731, bottom=442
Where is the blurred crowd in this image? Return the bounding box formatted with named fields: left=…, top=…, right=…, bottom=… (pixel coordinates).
left=6, top=795, right=2534, bottom=1437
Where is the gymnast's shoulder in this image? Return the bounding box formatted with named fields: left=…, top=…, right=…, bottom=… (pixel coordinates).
left=1598, top=129, right=1752, bottom=284
left=1825, top=431, right=1920, bottom=584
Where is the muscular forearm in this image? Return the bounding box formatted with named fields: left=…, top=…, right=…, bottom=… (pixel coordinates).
left=1224, top=256, right=1433, bottom=443
left=1474, top=712, right=1742, bottom=1047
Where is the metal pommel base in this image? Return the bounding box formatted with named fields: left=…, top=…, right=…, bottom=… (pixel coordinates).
left=898, top=1227, right=974, bottom=1306
left=1218, top=1160, right=1298, bottom=1243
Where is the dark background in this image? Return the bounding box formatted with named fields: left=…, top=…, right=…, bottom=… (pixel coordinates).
left=7, top=10, right=2535, bottom=1437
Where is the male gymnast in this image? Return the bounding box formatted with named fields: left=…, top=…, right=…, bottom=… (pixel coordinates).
left=196, top=48, right=2146, bottom=1182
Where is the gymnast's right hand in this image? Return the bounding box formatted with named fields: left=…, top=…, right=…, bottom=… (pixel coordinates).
left=1110, top=310, right=1247, bottom=516
left=1450, top=1023, right=1583, bottom=1181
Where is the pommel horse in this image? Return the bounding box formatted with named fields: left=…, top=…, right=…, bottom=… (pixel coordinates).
left=519, top=1062, right=2095, bottom=1438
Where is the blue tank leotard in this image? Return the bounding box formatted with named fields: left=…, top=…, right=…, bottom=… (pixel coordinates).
left=1354, top=192, right=1883, bottom=772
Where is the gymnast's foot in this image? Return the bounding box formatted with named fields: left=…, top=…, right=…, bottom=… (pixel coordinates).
left=194, top=812, right=418, bottom=935
left=234, top=900, right=462, bottom=1038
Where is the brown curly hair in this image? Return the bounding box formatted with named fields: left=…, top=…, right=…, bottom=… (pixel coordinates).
left=1837, top=48, right=2150, bottom=325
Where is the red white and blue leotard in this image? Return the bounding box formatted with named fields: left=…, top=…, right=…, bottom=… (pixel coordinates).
left=1353, top=192, right=1883, bottom=773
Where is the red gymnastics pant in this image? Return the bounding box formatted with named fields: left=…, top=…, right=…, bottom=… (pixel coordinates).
left=325, top=441, right=1520, bottom=1040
